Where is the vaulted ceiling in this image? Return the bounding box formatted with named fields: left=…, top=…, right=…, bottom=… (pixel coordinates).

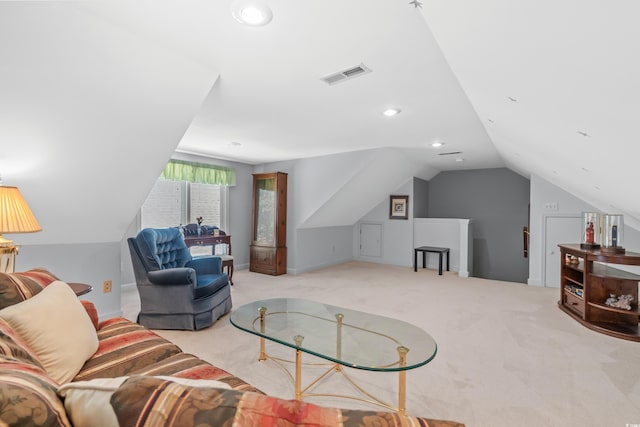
left=1, top=0, right=639, bottom=245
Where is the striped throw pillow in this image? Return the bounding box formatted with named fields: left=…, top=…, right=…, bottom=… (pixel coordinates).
left=0, top=359, right=71, bottom=427
left=0, top=268, right=59, bottom=310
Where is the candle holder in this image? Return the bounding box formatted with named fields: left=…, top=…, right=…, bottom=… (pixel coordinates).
left=580, top=212, right=601, bottom=249
left=601, top=214, right=625, bottom=254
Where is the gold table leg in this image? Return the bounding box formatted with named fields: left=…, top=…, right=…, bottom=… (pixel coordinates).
left=258, top=307, right=267, bottom=361
left=294, top=335, right=304, bottom=400
left=397, top=346, right=409, bottom=415
left=252, top=309, right=415, bottom=415
left=335, top=313, right=343, bottom=372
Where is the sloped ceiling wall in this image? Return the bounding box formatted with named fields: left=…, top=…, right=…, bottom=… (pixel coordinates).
left=0, top=3, right=219, bottom=244
left=3, top=1, right=639, bottom=249
left=296, top=148, right=439, bottom=228
left=420, top=0, right=640, bottom=229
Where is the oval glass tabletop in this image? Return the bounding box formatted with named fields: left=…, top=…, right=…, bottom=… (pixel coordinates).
left=230, top=298, right=437, bottom=371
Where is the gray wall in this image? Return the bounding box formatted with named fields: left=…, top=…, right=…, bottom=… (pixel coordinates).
left=427, top=168, right=530, bottom=283
left=528, top=174, right=640, bottom=286
left=17, top=242, right=121, bottom=320
left=295, top=226, right=354, bottom=274
left=355, top=178, right=415, bottom=267
left=413, top=177, right=429, bottom=218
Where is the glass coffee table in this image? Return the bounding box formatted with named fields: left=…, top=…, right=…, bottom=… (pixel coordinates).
left=230, top=298, right=437, bottom=414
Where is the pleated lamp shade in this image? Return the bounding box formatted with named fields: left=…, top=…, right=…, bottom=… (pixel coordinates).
left=0, top=186, right=42, bottom=245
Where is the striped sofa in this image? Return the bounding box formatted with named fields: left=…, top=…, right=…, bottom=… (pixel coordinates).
left=0, top=269, right=464, bottom=427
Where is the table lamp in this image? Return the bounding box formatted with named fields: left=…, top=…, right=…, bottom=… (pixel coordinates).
left=0, top=185, right=42, bottom=273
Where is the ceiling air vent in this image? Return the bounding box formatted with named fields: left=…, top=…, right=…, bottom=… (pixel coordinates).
left=321, top=63, right=372, bottom=85
left=438, top=151, right=462, bottom=156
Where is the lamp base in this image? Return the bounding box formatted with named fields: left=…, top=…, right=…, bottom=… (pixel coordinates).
left=0, top=245, right=18, bottom=273
left=0, top=234, right=14, bottom=246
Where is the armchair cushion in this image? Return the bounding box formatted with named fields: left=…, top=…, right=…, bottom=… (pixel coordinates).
left=135, top=228, right=191, bottom=270
left=147, top=268, right=196, bottom=286
left=186, top=255, right=222, bottom=274
left=194, top=274, right=229, bottom=299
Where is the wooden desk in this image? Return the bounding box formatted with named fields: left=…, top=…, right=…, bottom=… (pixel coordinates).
left=414, top=246, right=450, bottom=275
left=184, top=234, right=234, bottom=285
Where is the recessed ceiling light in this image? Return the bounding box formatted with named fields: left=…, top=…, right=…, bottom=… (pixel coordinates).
left=455, top=158, right=464, bottom=162
left=231, top=0, right=273, bottom=26
left=383, top=108, right=401, bottom=117
left=431, top=141, right=444, bottom=148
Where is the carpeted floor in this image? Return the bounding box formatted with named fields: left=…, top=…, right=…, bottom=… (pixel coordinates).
left=121, top=261, right=640, bottom=427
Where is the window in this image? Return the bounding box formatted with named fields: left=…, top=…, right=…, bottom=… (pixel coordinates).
left=140, top=159, right=235, bottom=231
left=141, top=180, right=229, bottom=231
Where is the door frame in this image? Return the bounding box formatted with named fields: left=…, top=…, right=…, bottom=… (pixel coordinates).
left=543, top=213, right=581, bottom=288
left=359, top=222, right=383, bottom=258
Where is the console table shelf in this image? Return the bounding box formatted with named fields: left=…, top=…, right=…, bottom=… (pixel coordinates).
left=587, top=301, right=640, bottom=316
left=558, top=244, right=640, bottom=341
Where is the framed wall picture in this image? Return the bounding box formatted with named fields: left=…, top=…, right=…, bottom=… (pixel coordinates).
left=389, top=195, right=409, bottom=220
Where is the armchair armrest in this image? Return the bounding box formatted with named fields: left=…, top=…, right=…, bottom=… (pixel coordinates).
left=148, top=268, right=196, bottom=286
left=186, top=256, right=222, bottom=275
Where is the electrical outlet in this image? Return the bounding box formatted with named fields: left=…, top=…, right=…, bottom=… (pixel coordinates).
left=103, top=280, right=112, bottom=293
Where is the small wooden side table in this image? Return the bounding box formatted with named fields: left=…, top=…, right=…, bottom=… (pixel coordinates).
left=414, top=246, right=450, bottom=275
left=68, top=282, right=93, bottom=296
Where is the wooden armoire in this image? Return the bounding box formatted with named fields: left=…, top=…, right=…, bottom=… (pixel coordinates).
left=249, top=172, right=287, bottom=275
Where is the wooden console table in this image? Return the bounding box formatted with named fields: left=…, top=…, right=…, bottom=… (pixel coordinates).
left=184, top=234, right=234, bottom=285
left=558, top=244, right=640, bottom=341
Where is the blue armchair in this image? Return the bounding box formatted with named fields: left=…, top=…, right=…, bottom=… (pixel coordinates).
left=127, top=227, right=231, bottom=330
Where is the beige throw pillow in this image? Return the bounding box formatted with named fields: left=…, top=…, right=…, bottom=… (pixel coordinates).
left=0, top=280, right=99, bottom=384
left=58, top=376, right=232, bottom=427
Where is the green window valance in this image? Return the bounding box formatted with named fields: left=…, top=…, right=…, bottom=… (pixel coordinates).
left=160, top=160, right=236, bottom=186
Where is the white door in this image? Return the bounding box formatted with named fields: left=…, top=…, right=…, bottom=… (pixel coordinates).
left=360, top=223, right=382, bottom=257
left=544, top=215, right=581, bottom=287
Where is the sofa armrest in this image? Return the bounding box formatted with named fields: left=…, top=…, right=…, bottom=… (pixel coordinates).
left=110, top=376, right=466, bottom=427
left=80, top=300, right=99, bottom=330
left=147, top=268, right=196, bottom=286
left=186, top=256, right=222, bottom=275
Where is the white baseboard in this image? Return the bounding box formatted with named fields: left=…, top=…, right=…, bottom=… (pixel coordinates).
left=527, top=278, right=543, bottom=287
left=121, top=282, right=136, bottom=292
left=288, top=257, right=353, bottom=275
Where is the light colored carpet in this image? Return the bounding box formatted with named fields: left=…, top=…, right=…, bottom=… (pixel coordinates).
left=121, top=261, right=640, bottom=427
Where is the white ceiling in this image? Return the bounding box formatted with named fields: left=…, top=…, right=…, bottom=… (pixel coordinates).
left=83, top=0, right=640, bottom=223
left=2, top=0, right=640, bottom=244
left=77, top=0, right=503, bottom=170
left=422, top=0, right=640, bottom=227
